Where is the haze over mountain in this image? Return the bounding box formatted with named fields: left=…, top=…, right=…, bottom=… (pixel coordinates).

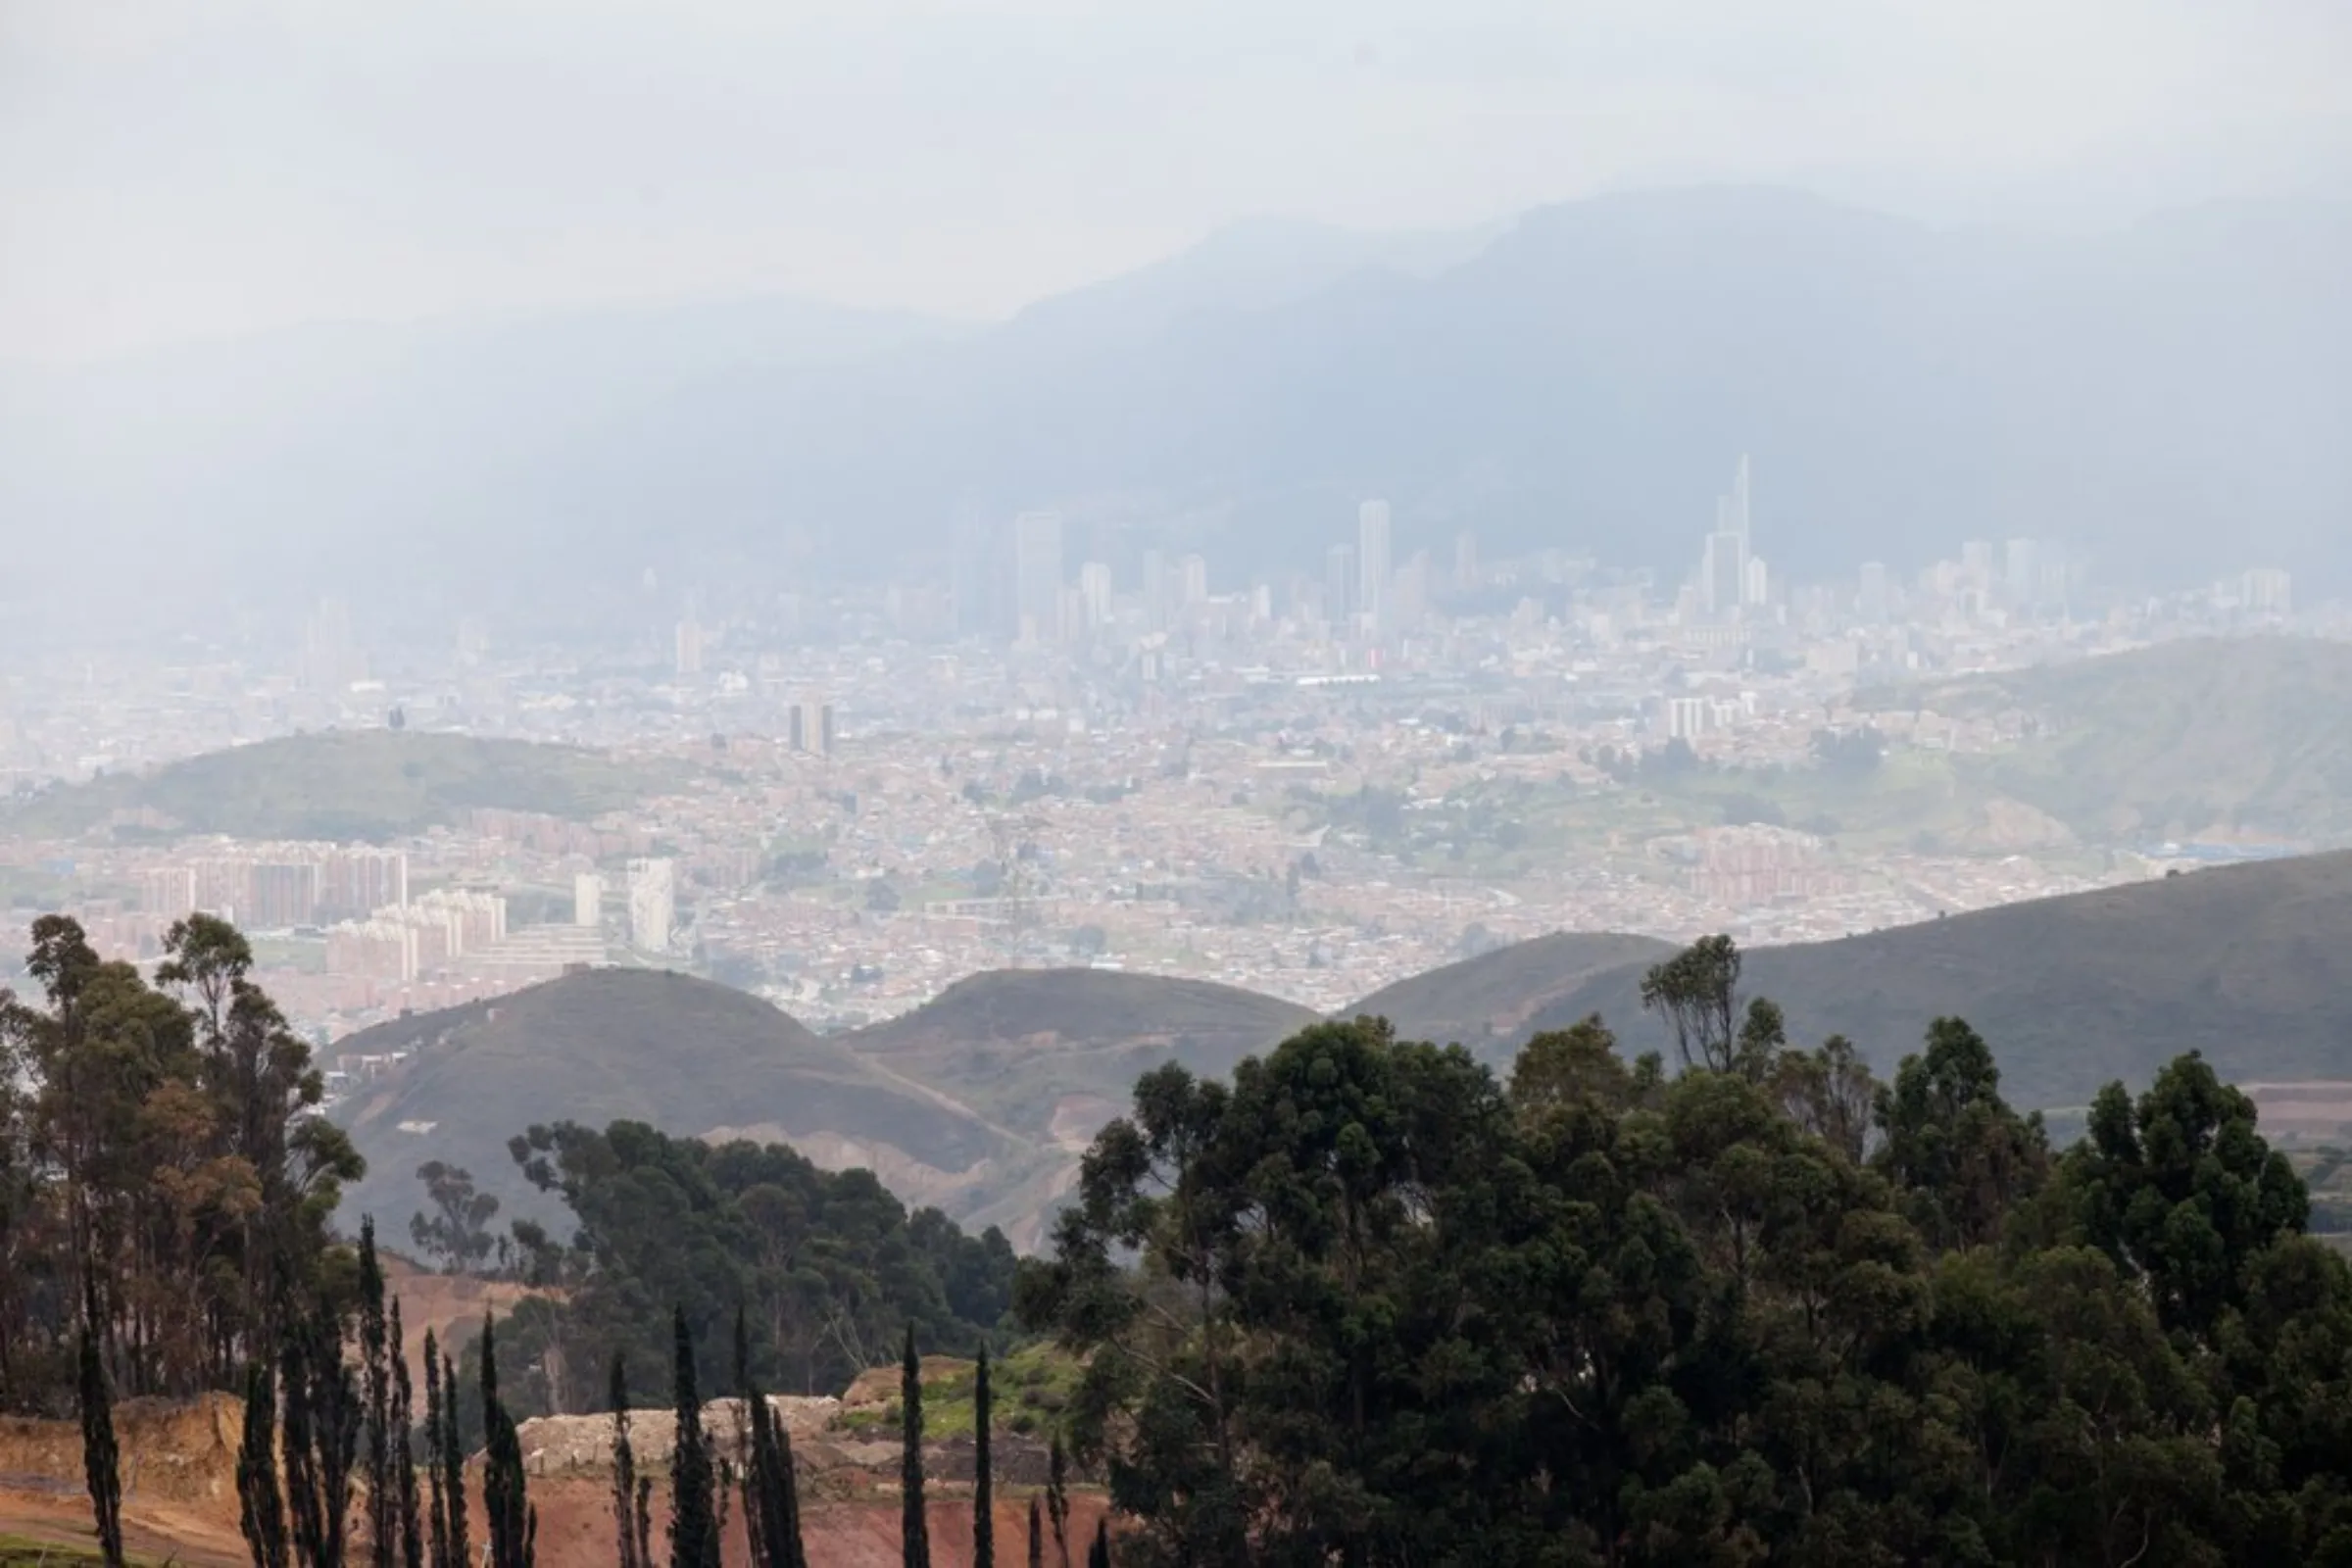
left=6, top=188, right=2348, bottom=625
left=331, top=851, right=2352, bottom=1254
left=332, top=967, right=1017, bottom=1238
left=1506, top=850, right=2352, bottom=1114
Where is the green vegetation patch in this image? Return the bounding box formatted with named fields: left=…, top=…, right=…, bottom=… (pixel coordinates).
left=3, top=730, right=689, bottom=843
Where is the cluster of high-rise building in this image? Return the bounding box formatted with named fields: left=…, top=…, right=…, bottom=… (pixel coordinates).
left=322, top=888, right=508, bottom=982
left=1693, top=457, right=1769, bottom=618
left=141, top=843, right=410, bottom=930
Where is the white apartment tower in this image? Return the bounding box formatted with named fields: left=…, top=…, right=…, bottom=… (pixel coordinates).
left=573, top=872, right=604, bottom=928
left=626, top=858, right=675, bottom=955
left=1078, top=562, right=1113, bottom=630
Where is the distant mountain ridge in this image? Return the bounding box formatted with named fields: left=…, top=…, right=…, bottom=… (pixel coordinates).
left=7, top=187, right=2347, bottom=620
left=1857, top=636, right=2352, bottom=845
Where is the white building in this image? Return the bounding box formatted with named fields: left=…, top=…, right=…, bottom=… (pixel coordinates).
left=2240, top=568, right=2293, bottom=615
left=1078, top=562, right=1113, bottom=630
left=627, top=858, right=675, bottom=954
left=573, top=872, right=604, bottom=929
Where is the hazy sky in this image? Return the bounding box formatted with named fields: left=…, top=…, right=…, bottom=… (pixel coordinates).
left=4, top=0, right=2347, bottom=362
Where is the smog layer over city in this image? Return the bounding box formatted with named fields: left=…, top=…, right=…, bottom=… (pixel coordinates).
left=5, top=6, right=2352, bottom=1566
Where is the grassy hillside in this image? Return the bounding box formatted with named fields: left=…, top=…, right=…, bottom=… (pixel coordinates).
left=845, top=968, right=1319, bottom=1145
left=332, top=968, right=1014, bottom=1235
left=1506, top=852, right=2352, bottom=1114
left=1862, top=636, right=2352, bottom=845
left=1345, top=932, right=1677, bottom=1050
left=4, top=729, right=682, bottom=842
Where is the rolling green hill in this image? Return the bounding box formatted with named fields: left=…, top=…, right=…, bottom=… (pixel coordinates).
left=331, top=968, right=1016, bottom=1236
left=844, top=967, right=1321, bottom=1143
left=1499, top=852, right=2352, bottom=1114
left=325, top=855, right=2352, bottom=1252
left=1344, top=932, right=1677, bottom=1050
left=1860, top=636, right=2352, bottom=846
left=4, top=729, right=683, bottom=842
left=841, top=968, right=1320, bottom=1244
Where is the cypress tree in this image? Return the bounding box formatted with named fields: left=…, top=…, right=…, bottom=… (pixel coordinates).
left=437, top=1343, right=468, bottom=1568
left=1027, top=1494, right=1044, bottom=1568
left=1046, top=1436, right=1070, bottom=1568
left=773, top=1400, right=807, bottom=1568
left=390, top=1301, right=424, bottom=1568
left=284, top=1308, right=361, bottom=1568
left=359, top=1219, right=396, bottom=1568
left=610, top=1352, right=644, bottom=1568
left=901, top=1324, right=929, bottom=1568
left=238, top=1358, right=290, bottom=1568
left=1086, top=1518, right=1110, bottom=1568
left=667, top=1307, right=722, bottom=1568
left=421, top=1331, right=450, bottom=1568
left=733, top=1311, right=764, bottom=1568
left=972, top=1345, right=994, bottom=1568
left=734, top=1308, right=806, bottom=1568
left=77, top=1314, right=124, bottom=1568
left=280, top=1335, right=322, bottom=1568
left=480, top=1314, right=534, bottom=1568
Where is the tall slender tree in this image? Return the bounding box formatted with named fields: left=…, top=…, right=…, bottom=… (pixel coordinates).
left=436, top=1342, right=468, bottom=1568
left=610, top=1352, right=646, bottom=1568
left=237, top=1358, right=290, bottom=1568
left=77, top=1312, right=124, bottom=1568
left=733, top=1308, right=807, bottom=1568
left=667, top=1307, right=723, bottom=1568
left=972, top=1344, right=995, bottom=1568
left=733, top=1311, right=764, bottom=1568
left=283, top=1308, right=361, bottom=1568
left=389, top=1301, right=424, bottom=1568
left=358, top=1220, right=396, bottom=1568
left=1027, top=1495, right=1044, bottom=1568
left=421, top=1331, right=451, bottom=1568
left=1086, top=1519, right=1110, bottom=1568
left=901, top=1324, right=929, bottom=1568
left=1045, top=1436, right=1070, bottom=1568
left=480, top=1314, right=536, bottom=1568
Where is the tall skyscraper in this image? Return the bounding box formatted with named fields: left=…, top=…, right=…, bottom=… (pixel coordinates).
left=1701, top=532, right=1746, bottom=618
left=1325, top=545, right=1357, bottom=630
left=674, top=616, right=705, bottom=675
left=1357, top=501, right=1392, bottom=633
left=1142, top=548, right=1170, bottom=631
left=1696, top=456, right=1762, bottom=615
left=1180, top=554, right=1208, bottom=606
left=1730, top=454, right=1752, bottom=554
left=789, top=700, right=836, bottom=757
left=626, top=858, right=675, bottom=954
left=1078, top=562, right=1113, bottom=631
left=1013, top=511, right=1064, bottom=645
